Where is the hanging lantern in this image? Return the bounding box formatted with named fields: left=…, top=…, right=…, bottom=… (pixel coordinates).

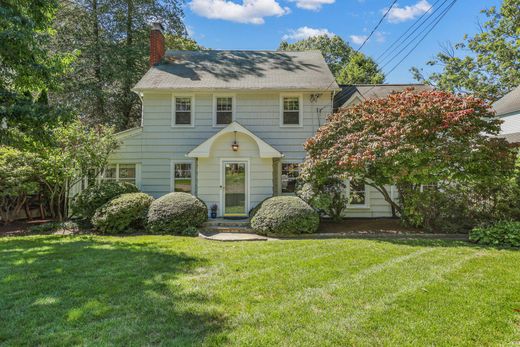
left=231, top=131, right=239, bottom=151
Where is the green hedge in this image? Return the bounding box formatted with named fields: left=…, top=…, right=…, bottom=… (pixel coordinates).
left=469, top=221, right=520, bottom=247
left=147, top=192, right=207, bottom=235
left=92, top=193, right=154, bottom=234
left=250, top=196, right=319, bottom=236
left=71, top=181, right=139, bottom=220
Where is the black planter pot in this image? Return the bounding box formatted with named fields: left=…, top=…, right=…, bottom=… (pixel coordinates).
left=210, top=212, right=217, bottom=219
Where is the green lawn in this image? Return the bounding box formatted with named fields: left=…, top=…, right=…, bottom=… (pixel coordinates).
left=1, top=235, right=519, bottom=346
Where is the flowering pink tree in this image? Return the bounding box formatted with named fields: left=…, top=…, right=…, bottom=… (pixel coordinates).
left=302, top=89, right=516, bottom=218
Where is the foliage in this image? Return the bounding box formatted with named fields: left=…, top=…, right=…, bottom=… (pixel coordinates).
left=0, top=147, right=39, bottom=224
left=165, top=34, right=205, bottom=50
left=411, top=0, right=520, bottom=101
left=278, top=35, right=384, bottom=84
left=92, top=192, right=153, bottom=234
left=303, top=89, right=516, bottom=226
left=297, top=177, right=348, bottom=222
left=72, top=181, right=139, bottom=220
left=50, top=0, right=188, bottom=129
left=147, top=192, right=207, bottom=235
left=470, top=221, right=520, bottom=247
left=250, top=196, right=319, bottom=236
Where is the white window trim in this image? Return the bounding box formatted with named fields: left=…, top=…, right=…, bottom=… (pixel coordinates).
left=280, top=94, right=303, bottom=128
left=99, top=163, right=141, bottom=189
left=171, top=94, right=195, bottom=128
left=212, top=94, right=236, bottom=127
left=170, top=160, right=195, bottom=193
left=280, top=161, right=302, bottom=195
left=346, top=179, right=370, bottom=209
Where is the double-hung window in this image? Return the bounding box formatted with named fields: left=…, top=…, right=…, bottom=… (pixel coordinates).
left=100, top=164, right=137, bottom=185
left=281, top=163, right=300, bottom=193
left=172, top=162, right=193, bottom=193
left=215, top=96, right=234, bottom=126
left=281, top=95, right=302, bottom=126
left=174, top=96, right=193, bottom=126
left=349, top=180, right=367, bottom=206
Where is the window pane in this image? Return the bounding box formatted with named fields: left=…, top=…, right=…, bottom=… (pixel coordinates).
left=176, top=112, right=191, bottom=125
left=176, top=97, right=191, bottom=111
left=281, top=163, right=300, bottom=193
left=217, top=97, right=232, bottom=111
left=103, top=165, right=117, bottom=180
left=283, top=97, right=299, bottom=111
left=174, top=163, right=192, bottom=193
left=283, top=111, right=300, bottom=125
left=119, top=164, right=136, bottom=179
left=350, top=180, right=366, bottom=205
left=216, top=112, right=232, bottom=125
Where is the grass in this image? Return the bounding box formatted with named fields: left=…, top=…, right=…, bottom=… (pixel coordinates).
left=1, top=235, right=519, bottom=346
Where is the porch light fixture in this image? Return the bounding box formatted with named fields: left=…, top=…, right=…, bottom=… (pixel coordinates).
left=231, top=131, right=239, bottom=151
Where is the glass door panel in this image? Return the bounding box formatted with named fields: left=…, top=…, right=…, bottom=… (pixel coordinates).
left=224, top=162, right=246, bottom=216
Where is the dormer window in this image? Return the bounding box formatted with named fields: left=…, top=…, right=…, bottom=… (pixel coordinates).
left=173, top=96, right=193, bottom=126
left=280, top=95, right=302, bottom=127
left=214, top=96, right=234, bottom=126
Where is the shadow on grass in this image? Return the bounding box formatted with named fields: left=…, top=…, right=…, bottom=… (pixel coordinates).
left=0, top=236, right=228, bottom=345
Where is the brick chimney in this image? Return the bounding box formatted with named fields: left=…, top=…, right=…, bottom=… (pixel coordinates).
left=149, top=22, right=165, bottom=67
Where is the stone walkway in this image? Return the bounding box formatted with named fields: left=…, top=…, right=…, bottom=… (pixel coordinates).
left=199, top=231, right=271, bottom=242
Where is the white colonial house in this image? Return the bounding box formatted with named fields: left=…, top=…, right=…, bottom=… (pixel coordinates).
left=102, top=23, right=420, bottom=218
left=494, top=85, right=520, bottom=143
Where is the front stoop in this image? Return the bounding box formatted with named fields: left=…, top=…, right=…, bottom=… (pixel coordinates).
left=200, top=218, right=269, bottom=241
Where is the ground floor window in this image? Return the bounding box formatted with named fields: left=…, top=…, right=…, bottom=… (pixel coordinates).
left=100, top=164, right=137, bottom=185
left=281, top=163, right=300, bottom=193
left=349, top=180, right=366, bottom=206
left=173, top=162, right=193, bottom=193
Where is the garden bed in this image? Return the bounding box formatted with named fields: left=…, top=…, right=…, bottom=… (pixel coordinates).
left=318, top=218, right=426, bottom=234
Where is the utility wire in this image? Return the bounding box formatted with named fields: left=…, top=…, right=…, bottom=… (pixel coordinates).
left=356, top=0, right=398, bottom=52
left=375, top=0, right=444, bottom=63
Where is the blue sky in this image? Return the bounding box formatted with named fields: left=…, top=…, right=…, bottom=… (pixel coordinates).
left=182, top=0, right=502, bottom=83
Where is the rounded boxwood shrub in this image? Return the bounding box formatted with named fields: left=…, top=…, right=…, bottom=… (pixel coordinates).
left=92, top=193, right=154, bottom=234
left=147, top=192, right=207, bottom=235
left=250, top=196, right=319, bottom=236
left=72, top=181, right=139, bottom=220
left=469, top=221, right=520, bottom=247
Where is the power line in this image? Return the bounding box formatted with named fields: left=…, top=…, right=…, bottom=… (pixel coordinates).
left=356, top=0, right=398, bottom=52
left=375, top=0, right=444, bottom=63
left=378, top=0, right=454, bottom=71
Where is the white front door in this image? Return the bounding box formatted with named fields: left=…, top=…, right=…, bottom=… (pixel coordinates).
left=221, top=161, right=248, bottom=217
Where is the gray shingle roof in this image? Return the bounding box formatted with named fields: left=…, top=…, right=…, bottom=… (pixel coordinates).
left=133, top=50, right=339, bottom=91
left=493, top=86, right=520, bottom=116
left=334, top=84, right=433, bottom=109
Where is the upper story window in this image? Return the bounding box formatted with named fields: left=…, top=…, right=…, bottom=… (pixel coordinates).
left=172, top=162, right=193, bottom=193
left=349, top=180, right=367, bottom=206
left=215, top=96, right=234, bottom=126
left=281, top=163, right=300, bottom=193
left=173, top=96, right=193, bottom=126
left=101, top=164, right=137, bottom=186
left=281, top=95, right=302, bottom=127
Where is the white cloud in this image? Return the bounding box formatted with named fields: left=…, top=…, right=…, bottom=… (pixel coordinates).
left=189, top=0, right=290, bottom=24
left=349, top=34, right=368, bottom=45
left=288, top=0, right=335, bottom=11
left=386, top=0, right=431, bottom=23
left=282, top=26, right=334, bottom=41
left=374, top=31, right=386, bottom=43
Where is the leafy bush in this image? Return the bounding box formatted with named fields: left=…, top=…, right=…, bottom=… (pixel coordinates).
left=297, top=178, right=348, bottom=222
left=147, top=192, right=207, bottom=235
left=250, top=196, right=319, bottom=236
left=469, top=221, right=520, bottom=247
left=71, top=181, right=139, bottom=220
left=91, top=193, right=154, bottom=234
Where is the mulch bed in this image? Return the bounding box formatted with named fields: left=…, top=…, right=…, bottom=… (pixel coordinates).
left=0, top=219, right=53, bottom=236
left=318, top=218, right=426, bottom=234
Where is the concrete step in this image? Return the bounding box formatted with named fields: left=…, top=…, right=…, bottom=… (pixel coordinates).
left=202, top=225, right=254, bottom=233
left=204, top=219, right=250, bottom=228
left=199, top=231, right=269, bottom=242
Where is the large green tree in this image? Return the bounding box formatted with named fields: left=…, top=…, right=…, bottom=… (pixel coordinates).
left=278, top=35, right=384, bottom=84
left=411, top=0, right=520, bottom=101
left=50, top=0, right=188, bottom=129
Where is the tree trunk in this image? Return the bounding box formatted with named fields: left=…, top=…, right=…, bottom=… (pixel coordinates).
left=368, top=183, right=403, bottom=217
